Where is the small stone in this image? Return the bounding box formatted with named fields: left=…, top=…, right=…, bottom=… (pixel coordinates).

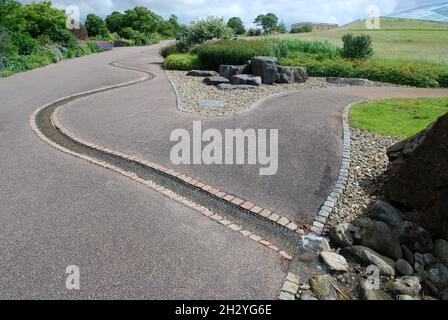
left=282, top=281, right=299, bottom=294
left=398, top=221, right=433, bottom=254
left=203, top=76, right=229, bottom=86
left=395, top=259, right=414, bottom=276
left=385, top=277, right=422, bottom=297
left=427, top=263, right=448, bottom=290
left=414, top=253, right=435, bottom=267
left=186, top=70, right=218, bottom=77
left=300, top=291, right=318, bottom=300
left=358, top=279, right=392, bottom=300
left=320, top=251, right=349, bottom=272
left=309, top=275, right=337, bottom=300
left=340, top=246, right=395, bottom=276
left=401, top=245, right=415, bottom=266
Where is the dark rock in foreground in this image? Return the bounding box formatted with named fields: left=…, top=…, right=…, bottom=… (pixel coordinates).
left=203, top=76, right=230, bottom=86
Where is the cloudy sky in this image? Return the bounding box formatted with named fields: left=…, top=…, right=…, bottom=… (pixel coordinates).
left=19, top=0, right=437, bottom=27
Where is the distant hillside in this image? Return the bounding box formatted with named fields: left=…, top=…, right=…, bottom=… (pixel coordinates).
left=339, top=17, right=448, bottom=31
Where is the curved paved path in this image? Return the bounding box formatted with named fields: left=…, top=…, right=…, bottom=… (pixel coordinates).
left=58, top=45, right=448, bottom=225
left=0, top=43, right=287, bottom=299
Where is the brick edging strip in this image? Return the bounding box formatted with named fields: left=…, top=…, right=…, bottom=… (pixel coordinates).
left=310, top=103, right=355, bottom=234
left=30, top=60, right=295, bottom=263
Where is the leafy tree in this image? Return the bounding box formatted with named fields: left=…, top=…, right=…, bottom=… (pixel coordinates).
left=227, top=17, right=245, bottom=35
left=254, top=13, right=278, bottom=34
left=105, top=11, right=126, bottom=34
left=342, top=33, right=374, bottom=60
left=277, top=21, right=287, bottom=33
left=157, top=15, right=183, bottom=37
left=178, top=17, right=234, bottom=51
left=85, top=13, right=108, bottom=38
left=123, top=6, right=161, bottom=34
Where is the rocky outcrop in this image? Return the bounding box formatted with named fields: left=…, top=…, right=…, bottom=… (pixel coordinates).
left=219, top=65, right=250, bottom=79
left=230, top=74, right=262, bottom=86
left=386, top=113, right=448, bottom=238
left=250, top=56, right=279, bottom=84
left=277, top=66, right=308, bottom=84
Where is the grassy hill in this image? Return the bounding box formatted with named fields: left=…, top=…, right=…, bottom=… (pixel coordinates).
left=340, top=17, right=448, bottom=31
left=257, top=18, right=448, bottom=64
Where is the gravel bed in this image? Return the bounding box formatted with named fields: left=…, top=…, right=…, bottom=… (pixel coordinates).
left=326, top=128, right=401, bottom=227
left=167, top=71, right=396, bottom=116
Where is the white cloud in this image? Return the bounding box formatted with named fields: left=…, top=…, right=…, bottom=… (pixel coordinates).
left=18, top=0, right=435, bottom=27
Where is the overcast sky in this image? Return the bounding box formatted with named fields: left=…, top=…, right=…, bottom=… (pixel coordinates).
left=19, top=0, right=437, bottom=27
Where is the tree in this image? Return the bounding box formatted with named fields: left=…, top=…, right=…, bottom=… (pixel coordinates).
left=85, top=13, right=108, bottom=38
left=105, top=11, right=126, bottom=34
left=227, top=17, right=245, bottom=35
left=254, top=13, right=278, bottom=34
left=277, top=21, right=287, bottom=33
left=123, top=6, right=161, bottom=34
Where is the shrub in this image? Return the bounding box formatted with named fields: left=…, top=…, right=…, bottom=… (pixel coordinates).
left=160, top=44, right=179, bottom=58
left=1, top=69, right=15, bottom=77
left=12, top=32, right=37, bottom=55
left=3, top=52, right=53, bottom=72
left=118, top=27, right=158, bottom=45
left=179, top=17, right=234, bottom=51
left=113, top=39, right=131, bottom=47
left=164, top=53, right=202, bottom=71
left=0, top=26, right=14, bottom=56
left=291, top=23, right=313, bottom=33
left=85, top=14, right=109, bottom=38
left=342, top=33, right=373, bottom=60
left=279, top=54, right=448, bottom=88
left=43, top=24, right=77, bottom=48
left=227, top=17, right=246, bottom=35
left=247, top=28, right=262, bottom=37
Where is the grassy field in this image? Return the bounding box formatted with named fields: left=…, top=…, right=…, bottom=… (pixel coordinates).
left=248, top=18, right=448, bottom=64
left=349, top=97, right=448, bottom=138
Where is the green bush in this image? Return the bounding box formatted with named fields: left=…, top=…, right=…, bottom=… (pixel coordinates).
left=12, top=32, right=37, bottom=55
left=342, top=33, right=374, bottom=60
left=117, top=27, right=158, bottom=45
left=1, top=69, right=15, bottom=77
left=160, top=44, right=179, bottom=58
left=85, top=13, right=109, bottom=38
left=280, top=54, right=448, bottom=88
left=291, top=23, right=313, bottom=33
left=164, top=53, right=202, bottom=71
left=43, top=24, right=77, bottom=48
left=3, top=52, right=52, bottom=72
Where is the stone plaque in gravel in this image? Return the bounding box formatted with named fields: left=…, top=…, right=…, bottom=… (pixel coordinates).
left=199, top=99, right=227, bottom=108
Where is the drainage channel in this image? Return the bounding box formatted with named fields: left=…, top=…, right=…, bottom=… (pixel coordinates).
left=33, top=61, right=301, bottom=254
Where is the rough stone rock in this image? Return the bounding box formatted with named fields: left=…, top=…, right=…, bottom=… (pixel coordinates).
left=386, top=113, right=448, bottom=238
left=423, top=278, right=439, bottom=296
left=216, top=84, right=257, bottom=91
left=219, top=65, right=250, bottom=79
left=250, top=56, right=279, bottom=84
left=368, top=200, right=403, bottom=229
left=440, top=289, right=448, bottom=300
left=230, top=74, right=262, bottom=86
left=340, top=246, right=395, bottom=276
left=326, top=77, right=373, bottom=86
left=402, top=245, right=415, bottom=266
left=433, top=239, right=448, bottom=268
left=398, top=221, right=433, bottom=254
left=358, top=280, right=392, bottom=300
left=395, top=259, right=414, bottom=276
left=427, top=263, right=448, bottom=290
left=318, top=238, right=332, bottom=252
left=309, top=275, right=337, bottom=300
left=329, top=223, right=361, bottom=248
left=203, top=76, right=230, bottom=86
left=276, top=66, right=308, bottom=84
left=187, top=70, right=218, bottom=77
left=320, top=252, right=349, bottom=272
left=385, top=277, right=422, bottom=297
left=355, top=219, right=402, bottom=260
left=414, top=253, right=436, bottom=268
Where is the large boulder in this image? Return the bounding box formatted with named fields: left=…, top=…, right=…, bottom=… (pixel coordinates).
left=368, top=200, right=403, bottom=229
left=250, top=56, right=279, bottom=84
left=340, top=246, right=396, bottom=276
left=355, top=219, right=403, bottom=260
left=276, top=66, right=308, bottom=84
left=219, top=64, right=250, bottom=79
left=386, top=113, right=448, bottom=238
left=230, top=74, right=262, bottom=86
left=398, top=221, right=433, bottom=253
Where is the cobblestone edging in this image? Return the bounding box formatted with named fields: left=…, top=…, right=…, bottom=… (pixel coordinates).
left=30, top=60, right=295, bottom=263
left=310, top=103, right=356, bottom=234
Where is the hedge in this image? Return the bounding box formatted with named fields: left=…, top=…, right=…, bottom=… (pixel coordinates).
left=164, top=53, right=202, bottom=71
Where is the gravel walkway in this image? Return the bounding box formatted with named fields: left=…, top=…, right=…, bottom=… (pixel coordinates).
left=326, top=128, right=401, bottom=227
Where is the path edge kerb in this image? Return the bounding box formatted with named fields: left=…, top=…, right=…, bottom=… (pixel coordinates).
left=310, top=102, right=357, bottom=234
left=29, top=59, right=295, bottom=262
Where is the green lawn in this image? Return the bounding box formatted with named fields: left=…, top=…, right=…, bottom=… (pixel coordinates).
left=349, top=98, right=448, bottom=138
left=246, top=18, right=448, bottom=65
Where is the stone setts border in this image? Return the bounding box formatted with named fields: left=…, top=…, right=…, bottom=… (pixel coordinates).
left=310, top=103, right=356, bottom=234
left=30, top=61, right=295, bottom=264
